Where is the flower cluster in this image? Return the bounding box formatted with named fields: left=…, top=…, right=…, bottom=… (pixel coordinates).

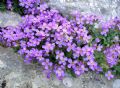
left=19, top=0, right=41, bottom=8
left=101, top=17, right=120, bottom=36
left=104, top=44, right=120, bottom=67
left=0, top=0, right=120, bottom=80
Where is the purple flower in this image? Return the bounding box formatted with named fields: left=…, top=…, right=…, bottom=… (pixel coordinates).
left=96, top=44, right=103, bottom=51
left=43, top=69, right=52, bottom=79
left=67, top=43, right=76, bottom=52
left=7, top=0, right=12, bottom=10
left=73, top=47, right=82, bottom=58
left=55, top=50, right=64, bottom=59
left=104, top=44, right=120, bottom=67
left=80, top=64, right=88, bottom=73
left=67, top=59, right=77, bottom=68
left=36, top=51, right=44, bottom=62
left=87, top=60, right=98, bottom=71
left=55, top=67, right=65, bottom=80
left=42, top=59, right=53, bottom=70
left=105, top=71, right=114, bottom=80
left=42, top=42, right=55, bottom=53
left=82, top=46, right=94, bottom=56
left=95, top=38, right=100, bottom=43
left=83, top=55, right=94, bottom=61
left=59, top=57, right=68, bottom=65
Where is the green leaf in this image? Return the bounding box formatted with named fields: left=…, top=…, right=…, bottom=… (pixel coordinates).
left=66, top=68, right=76, bottom=78
left=94, top=51, right=109, bottom=72
left=0, top=3, right=6, bottom=11
left=12, top=46, right=20, bottom=53
left=112, top=65, right=120, bottom=76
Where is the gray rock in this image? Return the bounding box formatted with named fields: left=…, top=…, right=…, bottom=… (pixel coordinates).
left=113, top=79, right=120, bottom=88
left=0, top=11, right=22, bottom=27
left=63, top=77, right=73, bottom=87
left=48, top=0, right=120, bottom=20
left=0, top=60, right=6, bottom=68
left=0, top=46, right=114, bottom=88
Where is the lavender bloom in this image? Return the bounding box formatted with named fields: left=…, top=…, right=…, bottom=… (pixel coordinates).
left=7, top=0, right=12, bottom=10
left=55, top=67, right=65, bottom=80
left=104, top=44, right=120, bottom=67
left=83, top=55, right=94, bottom=61
left=105, top=71, right=114, bottom=80
left=42, top=42, right=55, bottom=53
left=67, top=59, right=77, bottom=68
left=55, top=50, right=64, bottom=59
left=82, top=45, right=94, bottom=56
left=42, top=59, right=53, bottom=70
left=67, top=43, right=76, bottom=52
left=87, top=60, right=98, bottom=71
left=19, top=0, right=41, bottom=8
left=58, top=57, right=68, bottom=66
left=95, top=38, right=100, bottom=43
left=96, top=44, right=103, bottom=51
left=43, top=69, right=52, bottom=79
left=36, top=51, right=44, bottom=62
left=73, top=47, right=82, bottom=59
left=73, top=62, right=87, bottom=76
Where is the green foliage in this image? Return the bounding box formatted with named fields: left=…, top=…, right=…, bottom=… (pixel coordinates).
left=12, top=46, right=20, bottom=53
left=112, top=64, right=120, bottom=77
left=65, top=51, right=73, bottom=58
left=87, top=23, right=120, bottom=47
left=94, top=51, right=109, bottom=72
left=100, top=29, right=120, bottom=47
left=66, top=68, right=76, bottom=77
left=0, top=0, right=24, bottom=15
left=49, top=52, right=57, bottom=63
left=0, top=0, right=6, bottom=11
left=12, top=0, right=24, bottom=15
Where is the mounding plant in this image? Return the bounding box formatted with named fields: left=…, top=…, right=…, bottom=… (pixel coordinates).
left=0, top=0, right=120, bottom=80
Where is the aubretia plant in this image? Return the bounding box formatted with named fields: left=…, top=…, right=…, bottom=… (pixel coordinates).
left=0, top=0, right=120, bottom=80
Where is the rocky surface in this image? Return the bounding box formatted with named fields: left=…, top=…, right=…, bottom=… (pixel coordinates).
left=0, top=46, right=115, bottom=88
left=0, top=11, right=22, bottom=27
left=48, top=0, right=120, bottom=20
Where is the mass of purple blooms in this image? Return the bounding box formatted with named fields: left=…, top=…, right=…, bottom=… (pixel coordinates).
left=0, top=0, right=120, bottom=80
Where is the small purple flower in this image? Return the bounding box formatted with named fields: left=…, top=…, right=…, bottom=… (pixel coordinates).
left=7, top=0, right=12, bottom=10
left=82, top=45, right=94, bottom=56
left=43, top=69, right=52, bottom=79
left=67, top=59, right=78, bottom=68
left=80, top=64, right=88, bottom=73
left=105, top=71, right=114, bottom=80
left=95, top=38, right=100, bottom=43
left=55, top=67, right=65, bottom=80
left=42, top=59, right=53, bottom=70
left=74, top=66, right=81, bottom=76
left=96, top=44, right=103, bottom=51
left=55, top=50, right=64, bottom=59
left=83, top=55, right=94, bottom=61
left=73, top=47, right=82, bottom=58
left=96, top=66, right=103, bottom=73
left=59, top=57, right=68, bottom=65
left=65, top=35, right=73, bottom=43
left=87, top=60, right=98, bottom=71
left=67, top=43, right=76, bottom=52
left=42, top=42, right=55, bottom=53
left=36, top=51, right=44, bottom=62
